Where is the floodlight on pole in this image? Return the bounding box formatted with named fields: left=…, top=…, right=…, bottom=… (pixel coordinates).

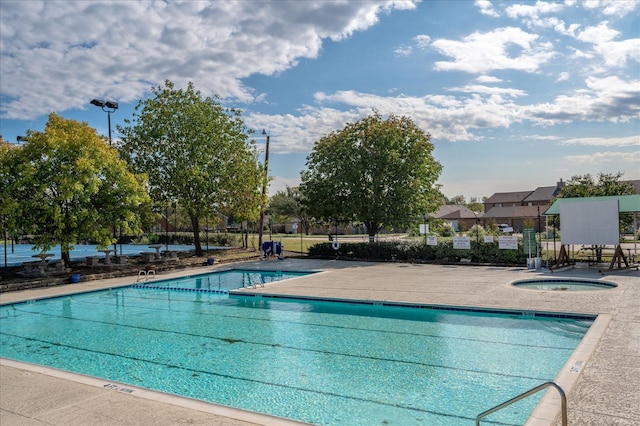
left=90, top=98, right=118, bottom=146
left=473, top=211, right=480, bottom=261
left=90, top=98, right=119, bottom=254
left=257, top=129, right=270, bottom=251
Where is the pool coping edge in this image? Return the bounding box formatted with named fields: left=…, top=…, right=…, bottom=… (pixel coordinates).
left=0, top=357, right=310, bottom=426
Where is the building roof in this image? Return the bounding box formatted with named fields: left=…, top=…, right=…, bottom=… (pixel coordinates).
left=481, top=205, right=543, bottom=219
left=484, top=191, right=533, bottom=204
left=433, top=205, right=480, bottom=219
left=523, top=186, right=559, bottom=203
left=544, top=195, right=640, bottom=215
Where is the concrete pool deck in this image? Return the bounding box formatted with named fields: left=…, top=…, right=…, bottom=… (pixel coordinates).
left=1, top=259, right=638, bottom=425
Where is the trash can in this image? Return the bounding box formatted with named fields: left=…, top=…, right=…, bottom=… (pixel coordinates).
left=69, top=274, right=81, bottom=283
left=207, top=258, right=215, bottom=266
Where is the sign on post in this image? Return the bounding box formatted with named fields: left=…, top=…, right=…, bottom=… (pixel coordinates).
left=498, top=236, right=518, bottom=250
left=523, top=228, right=536, bottom=256
left=453, top=236, right=471, bottom=249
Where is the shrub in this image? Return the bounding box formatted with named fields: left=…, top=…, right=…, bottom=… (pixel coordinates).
left=308, top=238, right=528, bottom=265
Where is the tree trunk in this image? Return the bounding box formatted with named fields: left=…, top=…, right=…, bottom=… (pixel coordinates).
left=365, top=220, right=379, bottom=243
left=61, top=250, right=71, bottom=268
left=190, top=214, right=202, bottom=256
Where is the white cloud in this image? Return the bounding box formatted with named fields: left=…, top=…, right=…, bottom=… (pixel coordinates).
left=246, top=71, right=639, bottom=152
left=575, top=22, right=640, bottom=69
left=553, top=21, right=581, bottom=37
left=269, top=176, right=302, bottom=196
left=565, top=150, right=640, bottom=164
left=562, top=135, right=640, bottom=147
left=251, top=89, right=523, bottom=146
left=583, top=0, right=639, bottom=17
left=504, top=1, right=570, bottom=31
left=0, top=0, right=419, bottom=120
left=475, top=0, right=499, bottom=17
left=246, top=105, right=362, bottom=153
left=525, top=76, right=640, bottom=125
left=446, top=84, right=527, bottom=98
left=394, top=45, right=413, bottom=57
left=474, top=75, right=503, bottom=83
left=556, top=72, right=570, bottom=81
left=506, top=1, right=565, bottom=20
left=431, top=27, right=556, bottom=73
left=395, top=34, right=431, bottom=57
left=413, top=34, right=431, bottom=49
left=525, top=134, right=563, bottom=141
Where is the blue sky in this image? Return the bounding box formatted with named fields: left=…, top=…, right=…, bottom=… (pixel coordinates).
left=1, top=0, right=638, bottom=201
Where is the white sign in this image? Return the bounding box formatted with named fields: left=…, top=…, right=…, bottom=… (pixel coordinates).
left=427, top=236, right=438, bottom=246
left=419, top=223, right=429, bottom=234
left=292, top=223, right=298, bottom=231
left=560, top=199, right=619, bottom=245
left=453, top=236, right=471, bottom=249
left=499, top=235, right=518, bottom=250
left=484, top=235, right=494, bottom=243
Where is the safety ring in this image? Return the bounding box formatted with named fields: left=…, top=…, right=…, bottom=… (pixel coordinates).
left=332, top=240, right=340, bottom=250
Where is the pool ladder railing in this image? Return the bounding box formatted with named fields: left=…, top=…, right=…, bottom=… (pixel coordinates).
left=246, top=275, right=265, bottom=289
left=475, top=381, right=567, bottom=426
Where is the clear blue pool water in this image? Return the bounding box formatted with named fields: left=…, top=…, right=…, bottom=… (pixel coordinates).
left=0, top=271, right=593, bottom=426
left=0, top=243, right=213, bottom=267
left=133, top=269, right=312, bottom=293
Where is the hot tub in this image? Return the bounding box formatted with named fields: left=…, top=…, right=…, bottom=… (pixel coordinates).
left=512, top=278, right=617, bottom=291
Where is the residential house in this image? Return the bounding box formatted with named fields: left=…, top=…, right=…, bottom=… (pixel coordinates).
left=481, top=180, right=565, bottom=232
left=432, top=204, right=480, bottom=231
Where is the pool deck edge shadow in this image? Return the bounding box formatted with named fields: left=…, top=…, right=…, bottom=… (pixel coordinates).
left=1, top=259, right=639, bottom=426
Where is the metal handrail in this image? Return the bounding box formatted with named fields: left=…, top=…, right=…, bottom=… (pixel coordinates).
left=475, top=381, right=567, bottom=426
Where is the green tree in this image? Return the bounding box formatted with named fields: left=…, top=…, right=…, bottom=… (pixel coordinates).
left=445, top=194, right=484, bottom=213
left=445, top=195, right=466, bottom=205
left=268, top=186, right=311, bottom=234
left=2, top=114, right=149, bottom=266
left=467, top=197, right=485, bottom=214
left=557, top=172, right=637, bottom=198
left=118, top=80, right=261, bottom=256
left=301, top=113, right=443, bottom=242
left=0, top=138, right=20, bottom=248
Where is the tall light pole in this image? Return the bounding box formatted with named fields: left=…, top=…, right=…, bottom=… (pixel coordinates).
left=421, top=214, right=428, bottom=248
left=258, top=129, right=270, bottom=250
left=90, top=99, right=119, bottom=253
left=472, top=211, right=480, bottom=262
left=90, top=99, right=118, bottom=146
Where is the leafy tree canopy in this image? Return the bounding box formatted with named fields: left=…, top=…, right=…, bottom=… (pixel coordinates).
left=301, top=112, right=443, bottom=241
left=444, top=194, right=484, bottom=213
left=0, top=137, right=21, bottom=237
left=556, top=172, right=637, bottom=198
left=2, top=114, right=149, bottom=265
left=118, top=80, right=262, bottom=255
left=267, top=186, right=311, bottom=234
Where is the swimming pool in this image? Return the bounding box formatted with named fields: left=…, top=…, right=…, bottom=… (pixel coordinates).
left=0, top=272, right=593, bottom=425
left=133, top=269, right=312, bottom=293
left=0, top=243, right=203, bottom=267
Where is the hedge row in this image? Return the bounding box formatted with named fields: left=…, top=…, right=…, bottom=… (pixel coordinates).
left=308, top=240, right=529, bottom=265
